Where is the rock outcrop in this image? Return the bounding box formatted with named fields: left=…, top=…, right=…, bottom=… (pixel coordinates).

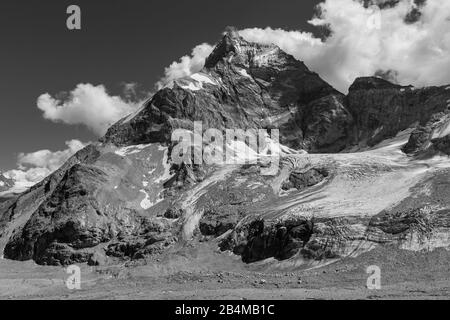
left=281, top=168, right=329, bottom=191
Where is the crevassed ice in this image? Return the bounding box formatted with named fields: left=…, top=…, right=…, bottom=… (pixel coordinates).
left=114, top=144, right=152, bottom=156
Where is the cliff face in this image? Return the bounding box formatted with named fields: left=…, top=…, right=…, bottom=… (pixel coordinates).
left=346, top=77, right=450, bottom=147
left=2, top=29, right=450, bottom=266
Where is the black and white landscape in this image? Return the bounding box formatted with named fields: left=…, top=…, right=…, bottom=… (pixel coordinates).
left=1, top=0, right=450, bottom=300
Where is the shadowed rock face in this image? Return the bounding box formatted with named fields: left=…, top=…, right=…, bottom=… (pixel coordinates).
left=2, top=28, right=450, bottom=266
left=219, top=217, right=314, bottom=263
left=281, top=168, right=328, bottom=191
left=199, top=207, right=247, bottom=237
left=347, top=77, right=450, bottom=147
left=4, top=164, right=115, bottom=263
left=402, top=111, right=450, bottom=156
left=402, top=125, right=432, bottom=154
left=432, top=135, right=450, bottom=155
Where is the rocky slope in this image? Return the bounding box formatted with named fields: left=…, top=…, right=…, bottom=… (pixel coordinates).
left=1, top=28, right=450, bottom=267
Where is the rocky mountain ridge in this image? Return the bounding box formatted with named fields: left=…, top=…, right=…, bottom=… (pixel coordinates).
left=1, top=28, right=450, bottom=267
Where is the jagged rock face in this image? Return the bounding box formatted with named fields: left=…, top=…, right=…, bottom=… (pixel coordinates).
left=402, top=111, right=450, bottom=156
left=199, top=207, right=247, bottom=237
left=4, top=164, right=117, bottom=263
left=0, top=145, right=101, bottom=254
left=1, top=143, right=178, bottom=265
left=281, top=168, right=328, bottom=191
left=219, top=217, right=314, bottom=263
left=296, top=95, right=353, bottom=152
left=402, top=125, right=432, bottom=154
left=102, top=30, right=350, bottom=153
left=347, top=77, right=450, bottom=147
left=163, top=162, right=206, bottom=192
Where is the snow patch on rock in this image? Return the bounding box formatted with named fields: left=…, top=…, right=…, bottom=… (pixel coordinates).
left=154, top=148, right=174, bottom=184
left=179, top=73, right=217, bottom=91
left=139, top=189, right=153, bottom=209
left=180, top=82, right=202, bottom=91
left=190, top=73, right=217, bottom=86
left=238, top=68, right=252, bottom=78
left=115, top=144, right=153, bottom=156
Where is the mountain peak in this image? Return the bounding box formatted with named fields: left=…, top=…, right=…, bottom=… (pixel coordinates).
left=349, top=76, right=404, bottom=91
left=204, top=26, right=247, bottom=68
left=203, top=26, right=288, bottom=70
left=223, top=26, right=240, bottom=40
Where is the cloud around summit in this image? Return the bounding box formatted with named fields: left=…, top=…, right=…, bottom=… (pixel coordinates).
left=159, top=0, right=450, bottom=93
left=37, top=83, right=146, bottom=136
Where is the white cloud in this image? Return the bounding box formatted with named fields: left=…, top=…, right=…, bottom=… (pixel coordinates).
left=37, top=83, right=143, bottom=136
left=3, top=140, right=87, bottom=194
left=17, top=139, right=85, bottom=172
left=239, top=0, right=450, bottom=92
left=156, top=43, right=214, bottom=89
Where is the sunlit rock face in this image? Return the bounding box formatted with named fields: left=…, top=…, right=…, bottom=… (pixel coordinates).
left=1, top=28, right=450, bottom=267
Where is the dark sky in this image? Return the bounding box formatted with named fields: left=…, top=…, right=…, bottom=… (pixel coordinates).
left=0, top=0, right=322, bottom=170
